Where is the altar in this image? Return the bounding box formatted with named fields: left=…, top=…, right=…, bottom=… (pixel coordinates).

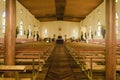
left=56, top=36, right=64, bottom=44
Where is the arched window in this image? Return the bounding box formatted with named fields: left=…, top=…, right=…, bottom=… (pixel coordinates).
left=44, top=28, right=48, bottom=37
left=116, top=12, right=119, bottom=34
left=2, top=11, right=6, bottom=33
left=89, top=26, right=92, bottom=39
left=28, top=25, right=32, bottom=37
left=19, top=19, right=24, bottom=35
left=97, top=21, right=101, bottom=36
left=116, top=0, right=118, bottom=3
left=72, top=29, right=77, bottom=39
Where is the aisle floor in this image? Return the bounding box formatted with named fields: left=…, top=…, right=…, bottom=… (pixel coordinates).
left=44, top=44, right=88, bottom=80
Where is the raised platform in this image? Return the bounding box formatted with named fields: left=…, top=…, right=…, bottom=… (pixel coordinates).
left=56, top=36, right=64, bottom=44
left=56, top=39, right=64, bottom=44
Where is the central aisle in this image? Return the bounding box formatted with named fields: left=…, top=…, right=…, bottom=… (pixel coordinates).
left=45, top=44, right=87, bottom=80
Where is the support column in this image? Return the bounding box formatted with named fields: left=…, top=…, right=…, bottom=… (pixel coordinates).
left=105, top=0, right=116, bottom=80
left=4, top=0, right=16, bottom=77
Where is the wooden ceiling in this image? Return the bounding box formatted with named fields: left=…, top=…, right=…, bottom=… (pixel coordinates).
left=18, top=0, right=103, bottom=22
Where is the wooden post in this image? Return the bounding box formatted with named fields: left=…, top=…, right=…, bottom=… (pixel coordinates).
left=4, top=0, right=16, bottom=77
left=105, top=0, right=116, bottom=80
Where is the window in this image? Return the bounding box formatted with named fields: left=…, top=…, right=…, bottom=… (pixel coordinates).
left=20, top=9, right=23, bottom=14
left=116, top=0, right=118, bottom=3
left=2, top=11, right=6, bottom=33
left=28, top=25, right=32, bottom=37
left=89, top=26, right=92, bottom=39
left=116, top=12, right=119, bottom=34
left=19, top=19, right=24, bottom=35
left=97, top=21, right=101, bottom=36
left=44, top=28, right=48, bottom=37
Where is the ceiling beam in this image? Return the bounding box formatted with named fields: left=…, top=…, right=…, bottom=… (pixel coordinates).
left=55, top=0, right=66, bottom=20
left=36, top=15, right=85, bottom=20
left=64, top=16, right=85, bottom=19
left=36, top=15, right=56, bottom=19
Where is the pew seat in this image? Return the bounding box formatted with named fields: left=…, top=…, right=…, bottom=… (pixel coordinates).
left=0, top=78, right=15, bottom=80
left=0, top=78, right=31, bottom=80
left=81, top=62, right=120, bottom=80
left=0, top=65, right=26, bottom=80
left=0, top=65, right=26, bottom=72
left=84, top=63, right=120, bottom=71
left=24, top=65, right=42, bottom=71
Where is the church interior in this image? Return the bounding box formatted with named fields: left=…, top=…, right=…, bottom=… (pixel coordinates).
left=0, top=0, right=119, bottom=80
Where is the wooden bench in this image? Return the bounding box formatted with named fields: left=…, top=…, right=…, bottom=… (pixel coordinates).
left=0, top=78, right=31, bottom=80
left=0, top=65, right=26, bottom=80
left=65, top=42, right=120, bottom=80
left=0, top=42, right=55, bottom=80
left=0, top=65, right=26, bottom=71
left=0, top=55, right=46, bottom=80
left=0, top=52, right=46, bottom=80
left=0, top=78, right=16, bottom=80
left=81, top=58, right=120, bottom=80
left=15, top=44, right=55, bottom=79
left=77, top=54, right=120, bottom=79
left=71, top=51, right=105, bottom=65
left=16, top=54, right=44, bottom=71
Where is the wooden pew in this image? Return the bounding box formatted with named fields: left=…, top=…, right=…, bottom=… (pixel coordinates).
left=15, top=50, right=48, bottom=79
left=73, top=51, right=120, bottom=80
left=0, top=78, right=15, bottom=80
left=15, top=42, right=55, bottom=80
left=80, top=57, right=120, bottom=80
left=65, top=42, right=104, bottom=79
left=2, top=54, right=48, bottom=80
left=0, top=54, right=43, bottom=80
left=0, top=65, right=26, bottom=80
left=0, top=54, right=45, bottom=80
left=0, top=42, right=55, bottom=80
left=0, top=65, right=26, bottom=71
left=65, top=42, right=120, bottom=80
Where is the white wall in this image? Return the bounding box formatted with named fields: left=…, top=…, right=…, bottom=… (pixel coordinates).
left=0, top=1, right=41, bottom=39
left=0, top=0, right=5, bottom=38
left=1, top=0, right=120, bottom=41
left=40, top=21, right=80, bottom=39
left=16, top=1, right=41, bottom=39
left=80, top=1, right=105, bottom=39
